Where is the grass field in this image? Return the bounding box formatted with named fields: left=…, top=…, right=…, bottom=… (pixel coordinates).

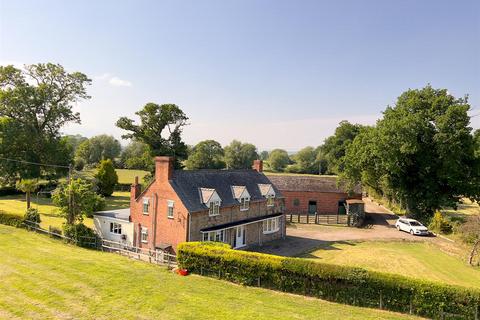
left=303, top=240, right=480, bottom=289
left=80, top=168, right=149, bottom=185
left=0, top=225, right=419, bottom=320
left=0, top=191, right=130, bottom=229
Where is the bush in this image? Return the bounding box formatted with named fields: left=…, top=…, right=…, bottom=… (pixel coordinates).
left=49, top=226, right=62, bottom=237
left=178, top=242, right=480, bottom=319
left=428, top=211, right=453, bottom=234
left=95, top=159, right=118, bottom=196
left=23, top=208, right=41, bottom=224
left=0, top=211, right=24, bottom=227
left=63, top=223, right=98, bottom=248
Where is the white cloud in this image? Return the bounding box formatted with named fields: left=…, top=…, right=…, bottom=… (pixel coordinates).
left=95, top=73, right=132, bottom=87
left=108, top=76, right=132, bottom=87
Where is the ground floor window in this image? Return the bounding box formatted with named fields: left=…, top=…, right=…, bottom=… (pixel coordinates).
left=110, top=222, right=122, bottom=234
left=263, top=217, right=280, bottom=234
left=203, top=230, right=225, bottom=242
left=141, top=227, right=148, bottom=243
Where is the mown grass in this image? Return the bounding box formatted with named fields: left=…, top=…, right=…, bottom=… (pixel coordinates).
left=0, top=225, right=420, bottom=320
left=302, top=240, right=480, bottom=289
left=80, top=168, right=149, bottom=185
left=0, top=191, right=130, bottom=229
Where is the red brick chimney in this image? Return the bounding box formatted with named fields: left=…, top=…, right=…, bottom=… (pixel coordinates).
left=131, top=176, right=141, bottom=200
left=252, top=159, right=263, bottom=172
left=155, top=156, right=174, bottom=181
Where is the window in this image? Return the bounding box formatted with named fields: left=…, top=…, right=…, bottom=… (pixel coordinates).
left=209, top=200, right=220, bottom=216
left=143, top=198, right=150, bottom=215
left=202, top=230, right=225, bottom=242
left=240, top=197, right=250, bottom=211
left=141, top=227, right=148, bottom=243
left=167, top=200, right=174, bottom=219
left=110, top=222, right=122, bottom=235
left=267, top=195, right=275, bottom=207
left=263, top=217, right=279, bottom=234
left=293, top=199, right=300, bottom=206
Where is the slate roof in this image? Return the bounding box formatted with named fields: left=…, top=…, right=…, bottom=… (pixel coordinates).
left=94, top=208, right=130, bottom=221
left=170, top=169, right=282, bottom=212
left=266, top=174, right=362, bottom=194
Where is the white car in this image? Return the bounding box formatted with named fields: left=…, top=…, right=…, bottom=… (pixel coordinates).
left=395, top=218, right=429, bottom=236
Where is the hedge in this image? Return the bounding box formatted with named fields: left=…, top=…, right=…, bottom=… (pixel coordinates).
left=178, top=242, right=480, bottom=319
left=0, top=211, right=24, bottom=227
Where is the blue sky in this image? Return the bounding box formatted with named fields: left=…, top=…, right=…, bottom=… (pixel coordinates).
left=1, top=0, right=479, bottom=151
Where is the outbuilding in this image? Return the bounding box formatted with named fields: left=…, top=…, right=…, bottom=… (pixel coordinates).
left=93, top=208, right=134, bottom=246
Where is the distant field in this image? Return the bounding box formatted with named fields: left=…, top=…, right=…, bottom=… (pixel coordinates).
left=80, top=168, right=149, bottom=185
left=264, top=171, right=338, bottom=178
left=0, top=225, right=420, bottom=320
left=0, top=191, right=130, bottom=229
left=302, top=241, right=480, bottom=289
left=442, top=198, right=480, bottom=220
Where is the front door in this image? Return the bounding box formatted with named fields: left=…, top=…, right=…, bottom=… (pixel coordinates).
left=234, top=225, right=246, bottom=248
left=308, top=201, right=317, bottom=214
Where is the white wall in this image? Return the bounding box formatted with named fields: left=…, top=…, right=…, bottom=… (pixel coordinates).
left=93, top=216, right=134, bottom=246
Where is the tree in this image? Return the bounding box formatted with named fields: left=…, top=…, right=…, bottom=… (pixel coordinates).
left=15, top=179, right=38, bottom=209
left=286, top=146, right=318, bottom=173
left=75, top=135, right=121, bottom=166
left=0, top=63, right=91, bottom=180
left=52, top=178, right=105, bottom=224
left=342, top=85, right=480, bottom=221
left=459, top=214, right=480, bottom=265
left=320, top=121, right=363, bottom=174
left=224, top=140, right=258, bottom=169
left=474, top=129, right=480, bottom=158
left=116, top=103, right=188, bottom=168
left=95, top=159, right=118, bottom=196
left=120, top=140, right=153, bottom=170
left=267, top=149, right=290, bottom=172
left=259, top=151, right=269, bottom=161
left=185, top=140, right=225, bottom=170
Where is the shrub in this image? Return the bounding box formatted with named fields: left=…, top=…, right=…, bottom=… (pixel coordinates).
left=0, top=211, right=24, bottom=227
left=49, top=226, right=63, bottom=238
left=178, top=242, right=480, bottom=319
left=95, top=159, right=118, bottom=196
left=429, top=211, right=453, bottom=234
left=63, top=223, right=98, bottom=248
left=23, top=208, right=41, bottom=224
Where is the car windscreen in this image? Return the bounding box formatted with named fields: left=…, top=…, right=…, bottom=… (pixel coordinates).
left=409, top=221, right=422, bottom=226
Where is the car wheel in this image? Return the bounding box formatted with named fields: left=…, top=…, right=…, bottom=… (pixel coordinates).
left=410, top=230, right=414, bottom=235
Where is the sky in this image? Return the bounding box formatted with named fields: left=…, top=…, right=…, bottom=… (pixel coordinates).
left=1, top=0, right=479, bottom=152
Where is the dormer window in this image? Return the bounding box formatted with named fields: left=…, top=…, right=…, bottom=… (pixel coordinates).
left=267, top=195, right=275, bottom=207
left=240, top=197, right=250, bottom=211
left=231, top=186, right=250, bottom=211
left=209, top=200, right=220, bottom=216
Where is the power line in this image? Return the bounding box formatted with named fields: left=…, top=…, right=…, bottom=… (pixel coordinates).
left=0, top=156, right=70, bottom=169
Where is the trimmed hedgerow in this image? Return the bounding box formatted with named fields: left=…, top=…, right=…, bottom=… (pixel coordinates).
left=178, top=242, right=480, bottom=319
left=0, top=211, right=24, bottom=227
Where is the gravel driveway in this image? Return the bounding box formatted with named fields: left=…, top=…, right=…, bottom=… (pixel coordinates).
left=254, top=198, right=436, bottom=256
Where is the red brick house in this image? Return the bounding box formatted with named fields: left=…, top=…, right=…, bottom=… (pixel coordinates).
left=266, top=174, right=362, bottom=215
left=129, top=157, right=286, bottom=253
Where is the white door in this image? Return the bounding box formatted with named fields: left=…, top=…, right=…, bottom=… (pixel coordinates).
left=235, top=225, right=246, bottom=248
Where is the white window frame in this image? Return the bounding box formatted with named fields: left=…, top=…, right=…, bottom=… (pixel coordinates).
left=167, top=200, right=174, bottom=219
left=263, top=217, right=279, bottom=234
left=110, top=222, right=122, bottom=235
left=143, top=198, right=150, bottom=215
left=267, top=195, right=275, bottom=207
left=202, top=230, right=225, bottom=242
left=141, top=227, right=148, bottom=243
left=209, top=200, right=220, bottom=216
left=240, top=197, right=250, bottom=211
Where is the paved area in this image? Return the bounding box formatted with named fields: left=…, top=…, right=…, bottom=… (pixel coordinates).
left=254, top=198, right=436, bottom=256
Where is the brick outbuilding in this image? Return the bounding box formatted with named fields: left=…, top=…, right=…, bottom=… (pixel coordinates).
left=265, top=174, right=362, bottom=215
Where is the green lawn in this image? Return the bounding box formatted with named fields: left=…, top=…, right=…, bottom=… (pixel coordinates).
left=0, top=191, right=130, bottom=229
left=302, top=241, right=480, bottom=289
left=80, top=168, right=149, bottom=185
left=0, top=225, right=419, bottom=320
left=441, top=198, right=480, bottom=222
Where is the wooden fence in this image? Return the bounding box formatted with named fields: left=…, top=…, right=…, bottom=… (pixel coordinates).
left=286, top=213, right=350, bottom=226
left=101, top=239, right=177, bottom=268
left=24, top=220, right=98, bottom=248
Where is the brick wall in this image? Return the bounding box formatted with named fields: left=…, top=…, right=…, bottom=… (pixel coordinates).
left=281, top=190, right=362, bottom=215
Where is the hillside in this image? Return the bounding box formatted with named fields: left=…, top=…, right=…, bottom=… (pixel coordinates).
left=0, top=225, right=420, bottom=320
